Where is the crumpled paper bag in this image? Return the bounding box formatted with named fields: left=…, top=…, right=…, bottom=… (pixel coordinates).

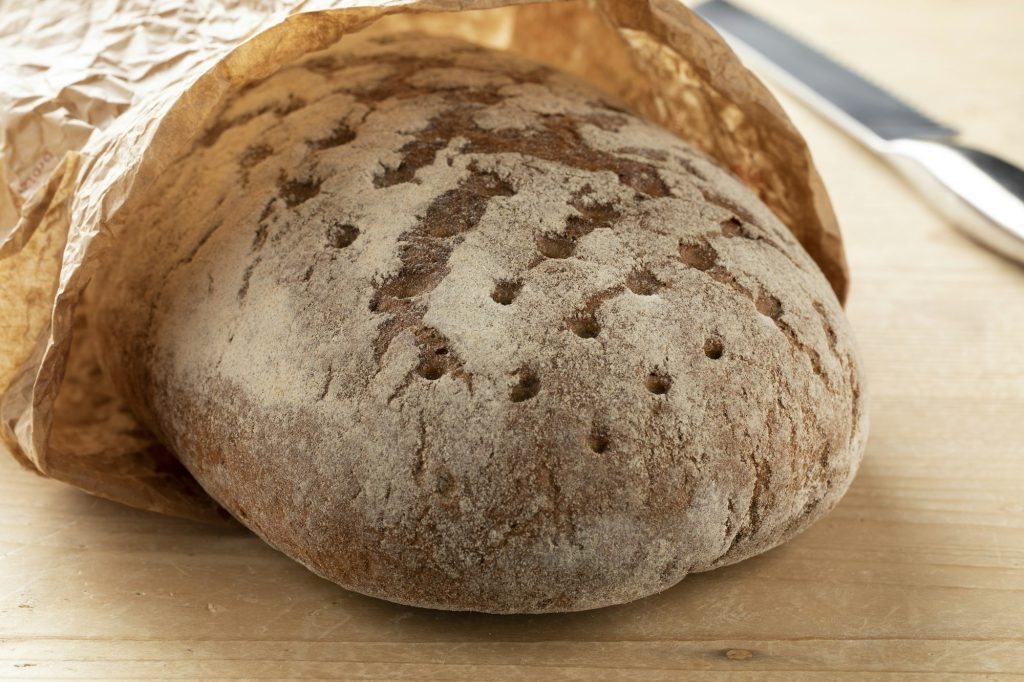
left=0, top=0, right=848, bottom=522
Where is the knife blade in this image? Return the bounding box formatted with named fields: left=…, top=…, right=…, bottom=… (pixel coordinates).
left=695, top=0, right=1024, bottom=265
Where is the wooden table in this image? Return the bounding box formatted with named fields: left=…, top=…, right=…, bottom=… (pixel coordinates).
left=3, top=1, right=1023, bottom=678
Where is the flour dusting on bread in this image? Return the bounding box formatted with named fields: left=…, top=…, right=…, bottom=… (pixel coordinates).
left=92, top=33, right=868, bottom=613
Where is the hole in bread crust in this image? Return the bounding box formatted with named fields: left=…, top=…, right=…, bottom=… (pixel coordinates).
left=536, top=235, right=575, bottom=259
left=700, top=187, right=760, bottom=227
left=704, top=336, right=725, bottom=359
left=626, top=268, right=662, bottom=296
left=278, top=175, right=323, bottom=208
left=327, top=222, right=359, bottom=248
left=435, top=471, right=455, bottom=495
left=645, top=371, right=672, bottom=395
left=567, top=315, right=600, bottom=338
left=510, top=368, right=541, bottom=402
left=679, top=240, right=718, bottom=271
left=417, top=360, right=445, bottom=381
left=721, top=216, right=744, bottom=237
left=567, top=189, right=621, bottom=234
left=615, top=164, right=669, bottom=198
left=756, top=293, right=783, bottom=320
left=586, top=427, right=609, bottom=454
left=410, top=328, right=469, bottom=385
left=491, top=279, right=523, bottom=305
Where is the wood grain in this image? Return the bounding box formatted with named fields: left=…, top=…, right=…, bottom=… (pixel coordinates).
left=2, top=0, right=1023, bottom=678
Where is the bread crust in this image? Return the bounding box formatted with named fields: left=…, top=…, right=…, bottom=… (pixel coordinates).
left=92, top=34, right=868, bottom=613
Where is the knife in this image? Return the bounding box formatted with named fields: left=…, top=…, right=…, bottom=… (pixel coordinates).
left=695, top=0, right=1024, bottom=265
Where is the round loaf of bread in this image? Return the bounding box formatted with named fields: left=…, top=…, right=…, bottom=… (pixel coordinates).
left=92, top=33, right=868, bottom=613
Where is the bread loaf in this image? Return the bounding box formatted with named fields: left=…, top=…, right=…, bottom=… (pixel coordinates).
left=92, top=33, right=868, bottom=612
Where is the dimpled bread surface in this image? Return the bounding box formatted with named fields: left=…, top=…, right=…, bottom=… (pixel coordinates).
left=92, top=33, right=868, bottom=613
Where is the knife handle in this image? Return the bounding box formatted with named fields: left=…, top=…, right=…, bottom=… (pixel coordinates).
left=883, top=139, right=1024, bottom=264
